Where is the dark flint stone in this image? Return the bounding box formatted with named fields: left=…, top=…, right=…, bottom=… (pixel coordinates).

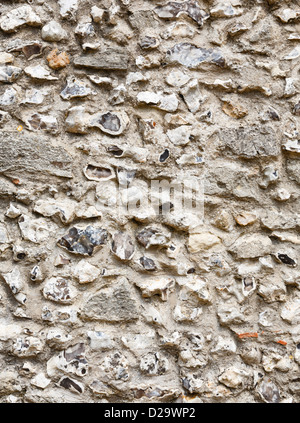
left=57, top=226, right=108, bottom=256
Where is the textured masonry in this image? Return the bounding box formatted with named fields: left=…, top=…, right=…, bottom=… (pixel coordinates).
left=0, top=0, right=299, bottom=404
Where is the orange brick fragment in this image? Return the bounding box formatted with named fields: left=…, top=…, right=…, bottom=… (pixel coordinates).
left=237, top=332, right=258, bottom=339
left=11, top=178, right=20, bottom=185
left=277, top=340, right=287, bottom=346
left=47, top=48, right=70, bottom=70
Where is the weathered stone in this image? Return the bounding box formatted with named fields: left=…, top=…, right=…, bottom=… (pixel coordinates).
left=218, top=126, right=280, bottom=158
left=154, top=1, right=209, bottom=26
left=228, top=234, right=272, bottom=259
left=165, top=43, right=226, bottom=68
left=41, top=20, right=68, bottom=42
left=47, top=49, right=70, bottom=70
left=43, top=278, right=78, bottom=304
left=81, top=277, right=139, bottom=322
left=0, top=132, right=72, bottom=180
left=74, top=49, right=129, bottom=70
left=0, top=6, right=42, bottom=33
left=57, top=226, right=108, bottom=256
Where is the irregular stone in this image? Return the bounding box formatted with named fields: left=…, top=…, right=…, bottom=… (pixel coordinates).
left=222, top=99, right=248, bottom=119
left=139, top=36, right=160, bottom=50
left=0, top=53, right=14, bottom=65
left=257, top=379, right=280, bottom=403
left=46, top=328, right=73, bottom=349
left=281, top=296, right=300, bottom=324
left=74, top=49, right=129, bottom=71
left=111, top=232, right=135, bottom=261
left=59, top=377, right=84, bottom=394
left=47, top=343, right=87, bottom=378
left=65, top=106, right=89, bottom=134
left=258, top=276, right=287, bottom=303
left=22, top=113, right=58, bottom=134
left=20, top=88, right=50, bottom=105
left=166, top=125, right=193, bottom=146
left=234, top=212, right=257, bottom=226
left=18, top=215, right=55, bottom=244
left=31, top=373, right=51, bottom=389
left=140, top=352, right=169, bottom=376
left=75, top=21, right=95, bottom=38
left=88, top=331, right=114, bottom=350
left=0, top=87, right=17, bottom=106
left=0, top=66, right=22, bottom=83
left=91, top=6, right=105, bottom=23
left=137, top=91, right=178, bottom=112
left=139, top=256, right=157, bottom=272
left=57, top=226, right=108, bottom=256
left=5, top=203, right=21, bottom=219
left=47, top=49, right=70, bottom=70
left=165, top=43, right=226, bottom=69
left=218, top=367, right=249, bottom=389
left=154, top=1, right=209, bottom=26
left=177, top=275, right=212, bottom=304
left=135, top=277, right=175, bottom=301
left=188, top=232, right=221, bottom=253
left=210, top=4, right=244, bottom=18
left=166, top=70, right=190, bottom=87
left=1, top=268, right=26, bottom=305
left=43, top=278, right=77, bottom=304
left=41, top=20, right=68, bottom=42
left=89, top=111, right=129, bottom=135
left=24, top=65, right=58, bottom=81
left=275, top=8, right=300, bottom=23
left=136, top=227, right=170, bottom=249
left=218, top=126, right=280, bottom=158
left=58, top=0, right=79, bottom=20
left=228, top=234, right=272, bottom=259
left=12, top=336, right=43, bottom=357
left=73, top=260, right=101, bottom=284
left=30, top=265, right=44, bottom=283
left=0, top=130, right=72, bottom=181
left=60, top=76, right=96, bottom=100
left=0, top=6, right=41, bottom=33
left=81, top=277, right=139, bottom=322
left=180, top=79, right=205, bottom=113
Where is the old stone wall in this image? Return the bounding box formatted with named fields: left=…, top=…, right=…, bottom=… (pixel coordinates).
left=0, top=0, right=299, bottom=403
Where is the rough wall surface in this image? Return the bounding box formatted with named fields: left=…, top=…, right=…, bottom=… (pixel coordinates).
left=0, top=0, right=300, bottom=404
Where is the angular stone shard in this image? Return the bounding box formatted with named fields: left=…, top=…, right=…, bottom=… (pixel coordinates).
left=42, top=20, right=68, bottom=42
left=165, top=43, right=226, bottom=68
left=58, top=0, right=79, bottom=20
left=74, top=49, right=129, bottom=71
left=43, top=278, right=77, bottom=305
left=154, top=1, right=209, bottom=26
left=0, top=66, right=22, bottom=83
left=0, top=132, right=73, bottom=180
left=228, top=234, right=273, bottom=259
left=57, top=226, right=108, bottom=256
left=89, top=111, right=129, bottom=135
left=81, top=277, right=139, bottom=322
left=218, top=126, right=280, bottom=158
left=111, top=232, right=135, bottom=261
left=0, top=6, right=42, bottom=33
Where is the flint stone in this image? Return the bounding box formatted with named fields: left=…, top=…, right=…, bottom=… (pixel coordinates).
left=81, top=277, right=139, bottom=322
left=154, top=1, right=209, bottom=26
left=165, top=42, right=226, bottom=68
left=0, top=132, right=72, bottom=180
left=218, top=126, right=280, bottom=158
left=228, top=234, right=273, bottom=259
left=74, top=49, right=129, bottom=71
left=57, top=226, right=108, bottom=256
left=0, top=6, right=42, bottom=33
